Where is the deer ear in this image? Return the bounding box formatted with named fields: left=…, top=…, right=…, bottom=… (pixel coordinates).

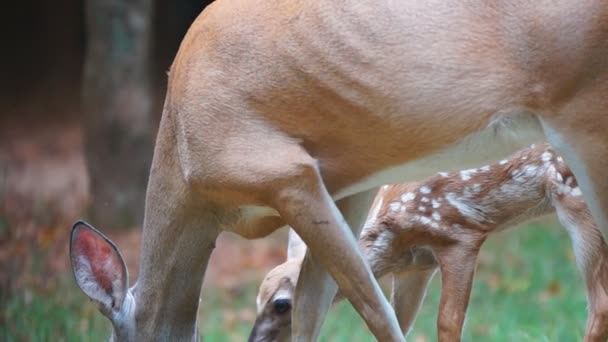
left=70, top=220, right=128, bottom=316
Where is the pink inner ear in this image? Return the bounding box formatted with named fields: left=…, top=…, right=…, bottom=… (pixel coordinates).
left=73, top=228, right=120, bottom=293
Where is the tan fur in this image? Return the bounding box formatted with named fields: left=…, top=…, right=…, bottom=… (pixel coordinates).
left=252, top=144, right=608, bottom=342
left=73, top=0, right=608, bottom=340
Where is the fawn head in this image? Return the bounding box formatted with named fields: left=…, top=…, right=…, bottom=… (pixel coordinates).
left=248, top=259, right=301, bottom=342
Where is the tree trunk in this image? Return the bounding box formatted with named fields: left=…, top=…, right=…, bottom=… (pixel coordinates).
left=82, top=0, right=154, bottom=229
left=151, top=0, right=211, bottom=121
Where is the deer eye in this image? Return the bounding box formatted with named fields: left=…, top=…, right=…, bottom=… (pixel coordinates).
left=273, top=298, right=291, bottom=314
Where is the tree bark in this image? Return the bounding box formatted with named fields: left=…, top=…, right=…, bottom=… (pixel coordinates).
left=82, top=0, right=154, bottom=229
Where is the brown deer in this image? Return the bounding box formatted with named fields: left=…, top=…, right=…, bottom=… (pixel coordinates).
left=69, top=0, right=608, bottom=340
left=251, top=143, right=608, bottom=342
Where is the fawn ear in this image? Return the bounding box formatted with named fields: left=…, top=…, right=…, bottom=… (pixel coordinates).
left=70, top=220, right=128, bottom=316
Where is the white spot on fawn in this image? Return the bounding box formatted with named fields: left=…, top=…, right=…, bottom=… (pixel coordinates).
left=438, top=172, right=449, bottom=177
left=432, top=199, right=441, bottom=209
left=420, top=216, right=433, bottom=225
left=571, top=187, right=582, bottom=196
left=389, top=202, right=401, bottom=212
left=420, top=186, right=431, bottom=194
left=432, top=212, right=441, bottom=221
left=480, top=165, right=491, bottom=172
left=541, top=151, right=553, bottom=162
left=499, top=159, right=508, bottom=165
left=565, top=177, right=573, bottom=186
left=401, top=192, right=416, bottom=202
left=421, top=197, right=429, bottom=203
left=418, top=206, right=426, bottom=212
left=460, top=168, right=477, bottom=181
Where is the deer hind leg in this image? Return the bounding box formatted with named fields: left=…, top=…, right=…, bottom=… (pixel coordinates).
left=434, top=244, right=480, bottom=342
left=291, top=188, right=382, bottom=340
left=585, top=266, right=608, bottom=342
left=289, top=187, right=404, bottom=341
left=202, top=134, right=401, bottom=341
left=541, top=79, right=608, bottom=242
left=568, top=227, right=608, bottom=342
left=271, top=165, right=403, bottom=341
left=555, top=201, right=608, bottom=342
left=392, top=267, right=437, bottom=337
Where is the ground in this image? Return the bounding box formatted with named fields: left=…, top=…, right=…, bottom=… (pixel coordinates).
left=0, top=114, right=592, bottom=341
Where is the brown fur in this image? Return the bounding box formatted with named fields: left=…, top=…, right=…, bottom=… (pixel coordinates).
left=253, top=144, right=608, bottom=342
left=73, top=0, right=608, bottom=340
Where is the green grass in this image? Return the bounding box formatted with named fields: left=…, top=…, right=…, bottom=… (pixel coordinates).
left=1, top=222, right=590, bottom=341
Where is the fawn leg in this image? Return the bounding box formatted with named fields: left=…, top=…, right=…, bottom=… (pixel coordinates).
left=392, top=268, right=437, bottom=336
left=434, top=245, right=479, bottom=342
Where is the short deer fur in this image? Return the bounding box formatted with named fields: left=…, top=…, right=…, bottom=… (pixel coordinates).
left=70, top=0, right=608, bottom=340
left=251, top=143, right=608, bottom=342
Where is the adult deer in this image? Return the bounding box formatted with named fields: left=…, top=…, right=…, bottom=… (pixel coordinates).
left=252, top=143, right=608, bottom=342
left=70, top=0, right=608, bottom=340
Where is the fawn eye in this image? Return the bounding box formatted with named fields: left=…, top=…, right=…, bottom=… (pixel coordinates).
left=273, top=298, right=291, bottom=314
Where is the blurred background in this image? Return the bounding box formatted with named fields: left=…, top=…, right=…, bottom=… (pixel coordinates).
left=0, top=1, right=592, bottom=341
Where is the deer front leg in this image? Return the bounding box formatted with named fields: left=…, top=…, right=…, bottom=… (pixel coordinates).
left=585, top=288, right=608, bottom=342
left=133, top=157, right=222, bottom=339
left=274, top=165, right=403, bottom=341
left=392, top=268, right=437, bottom=337
left=434, top=246, right=479, bottom=342
left=90, top=113, right=224, bottom=340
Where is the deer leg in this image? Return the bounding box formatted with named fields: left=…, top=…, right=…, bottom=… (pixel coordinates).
left=132, top=139, right=221, bottom=339
left=434, top=245, right=479, bottom=342
left=289, top=188, right=400, bottom=341
left=392, top=268, right=437, bottom=336
left=571, top=230, right=608, bottom=342
left=273, top=166, right=402, bottom=341
left=556, top=202, right=608, bottom=342
left=542, top=79, right=608, bottom=242
left=585, top=280, right=608, bottom=342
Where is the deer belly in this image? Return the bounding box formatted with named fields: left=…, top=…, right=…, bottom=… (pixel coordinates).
left=333, top=110, right=545, bottom=200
